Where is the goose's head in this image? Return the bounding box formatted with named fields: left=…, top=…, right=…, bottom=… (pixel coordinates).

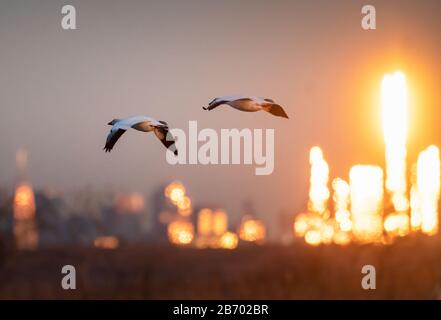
left=203, top=98, right=220, bottom=110
left=208, top=98, right=218, bottom=107
left=107, top=119, right=120, bottom=126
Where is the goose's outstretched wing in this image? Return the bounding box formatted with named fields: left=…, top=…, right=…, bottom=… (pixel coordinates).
left=104, top=128, right=127, bottom=152
left=153, top=125, right=178, bottom=156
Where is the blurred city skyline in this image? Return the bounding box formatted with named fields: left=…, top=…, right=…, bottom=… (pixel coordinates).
left=1, top=0, right=441, bottom=230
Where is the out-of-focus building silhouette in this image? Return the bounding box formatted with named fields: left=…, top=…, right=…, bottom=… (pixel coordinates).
left=150, top=185, right=171, bottom=242
left=277, top=210, right=295, bottom=244
left=35, top=190, right=69, bottom=246
left=112, top=192, right=148, bottom=241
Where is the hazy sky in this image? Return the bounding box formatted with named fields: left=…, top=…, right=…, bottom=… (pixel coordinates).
left=1, top=0, right=440, bottom=229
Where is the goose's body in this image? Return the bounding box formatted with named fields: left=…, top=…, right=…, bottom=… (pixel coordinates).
left=104, top=116, right=178, bottom=155
left=203, top=95, right=289, bottom=118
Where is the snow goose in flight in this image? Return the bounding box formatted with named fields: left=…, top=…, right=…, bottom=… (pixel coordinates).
left=104, top=116, right=178, bottom=155
left=203, top=95, right=289, bottom=118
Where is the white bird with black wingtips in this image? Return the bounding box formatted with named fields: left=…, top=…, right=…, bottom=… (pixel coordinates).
left=203, top=95, right=289, bottom=118
left=103, top=116, right=178, bottom=155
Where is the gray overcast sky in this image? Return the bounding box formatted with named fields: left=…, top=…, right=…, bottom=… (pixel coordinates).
left=0, top=0, right=440, bottom=227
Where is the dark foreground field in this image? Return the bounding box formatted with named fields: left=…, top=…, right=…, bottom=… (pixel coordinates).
left=1, top=236, right=441, bottom=299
